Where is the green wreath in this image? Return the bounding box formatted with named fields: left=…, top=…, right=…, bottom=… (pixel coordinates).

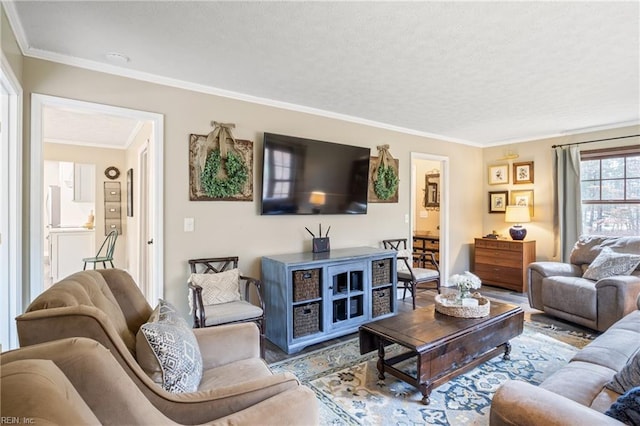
left=201, top=149, right=248, bottom=198
left=374, top=163, right=399, bottom=200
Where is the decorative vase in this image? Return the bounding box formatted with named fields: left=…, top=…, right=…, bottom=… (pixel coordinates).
left=457, top=287, right=471, bottom=301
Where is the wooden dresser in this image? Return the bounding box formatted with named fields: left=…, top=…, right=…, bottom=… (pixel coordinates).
left=474, top=238, right=536, bottom=293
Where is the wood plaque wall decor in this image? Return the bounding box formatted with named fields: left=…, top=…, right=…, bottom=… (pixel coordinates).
left=368, top=145, right=399, bottom=203
left=189, top=132, right=254, bottom=201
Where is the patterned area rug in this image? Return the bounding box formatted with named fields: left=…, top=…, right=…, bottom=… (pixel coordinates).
left=269, top=322, right=594, bottom=425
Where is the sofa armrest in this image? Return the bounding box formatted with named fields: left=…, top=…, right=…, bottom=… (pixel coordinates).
left=194, top=322, right=260, bottom=368
left=490, top=380, right=623, bottom=426
left=595, top=275, right=640, bottom=330
left=529, top=261, right=582, bottom=278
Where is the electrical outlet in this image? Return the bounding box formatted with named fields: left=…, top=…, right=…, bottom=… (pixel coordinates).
left=184, top=217, right=194, bottom=232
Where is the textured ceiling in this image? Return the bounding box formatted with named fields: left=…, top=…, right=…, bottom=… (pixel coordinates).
left=8, top=1, right=640, bottom=147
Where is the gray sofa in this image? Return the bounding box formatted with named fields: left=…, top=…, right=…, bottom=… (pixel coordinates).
left=528, top=235, right=640, bottom=331
left=490, top=294, right=640, bottom=425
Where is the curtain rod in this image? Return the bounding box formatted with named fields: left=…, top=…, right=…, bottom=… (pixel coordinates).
left=551, top=134, right=640, bottom=149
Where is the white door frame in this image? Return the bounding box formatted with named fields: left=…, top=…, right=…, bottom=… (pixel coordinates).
left=0, top=55, right=22, bottom=350
left=29, top=94, right=164, bottom=303
left=410, top=152, right=450, bottom=283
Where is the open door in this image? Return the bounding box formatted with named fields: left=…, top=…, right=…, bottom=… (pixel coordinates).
left=411, top=153, right=450, bottom=283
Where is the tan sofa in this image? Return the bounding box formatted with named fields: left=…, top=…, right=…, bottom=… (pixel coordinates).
left=528, top=235, right=640, bottom=331
left=1, top=337, right=316, bottom=426
left=490, top=294, right=640, bottom=425
left=15, top=269, right=318, bottom=425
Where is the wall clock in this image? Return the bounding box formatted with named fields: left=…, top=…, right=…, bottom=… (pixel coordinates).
left=104, top=166, right=120, bottom=180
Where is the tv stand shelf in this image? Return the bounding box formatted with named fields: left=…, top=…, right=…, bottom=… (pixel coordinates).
left=262, top=247, right=397, bottom=354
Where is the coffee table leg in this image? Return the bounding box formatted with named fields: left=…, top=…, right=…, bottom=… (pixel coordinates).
left=503, top=342, right=512, bottom=361
left=419, top=383, right=432, bottom=405
left=377, top=341, right=386, bottom=380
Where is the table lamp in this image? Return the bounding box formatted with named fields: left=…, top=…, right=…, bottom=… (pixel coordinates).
left=505, top=205, right=530, bottom=240
left=309, top=191, right=326, bottom=214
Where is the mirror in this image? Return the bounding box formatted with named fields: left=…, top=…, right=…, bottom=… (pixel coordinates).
left=424, top=173, right=440, bottom=209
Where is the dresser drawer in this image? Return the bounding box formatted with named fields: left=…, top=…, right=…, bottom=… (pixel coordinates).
left=475, top=263, right=522, bottom=285
left=475, top=239, right=522, bottom=252
left=475, top=248, right=523, bottom=264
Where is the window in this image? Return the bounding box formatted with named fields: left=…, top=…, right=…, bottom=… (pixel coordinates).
left=580, top=146, right=640, bottom=236
left=264, top=146, right=293, bottom=199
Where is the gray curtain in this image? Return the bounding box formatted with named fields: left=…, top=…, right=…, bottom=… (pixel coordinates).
left=553, top=146, right=582, bottom=261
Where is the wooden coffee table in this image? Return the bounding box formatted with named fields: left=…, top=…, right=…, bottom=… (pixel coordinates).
left=359, top=299, right=523, bottom=404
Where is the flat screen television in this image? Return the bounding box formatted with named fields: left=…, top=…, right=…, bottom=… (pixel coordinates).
left=261, top=133, right=370, bottom=215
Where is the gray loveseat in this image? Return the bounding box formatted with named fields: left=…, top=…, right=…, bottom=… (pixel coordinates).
left=528, top=235, right=640, bottom=331
left=490, top=294, right=640, bottom=425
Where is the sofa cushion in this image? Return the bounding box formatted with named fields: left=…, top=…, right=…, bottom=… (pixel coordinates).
left=541, top=276, right=597, bottom=320
left=540, top=360, right=617, bottom=407
left=139, top=300, right=203, bottom=393
left=189, top=269, right=242, bottom=306
left=605, top=386, right=640, bottom=425
left=571, top=235, right=640, bottom=267
left=572, top=328, right=640, bottom=372
left=607, top=351, right=640, bottom=394
left=583, top=247, right=640, bottom=281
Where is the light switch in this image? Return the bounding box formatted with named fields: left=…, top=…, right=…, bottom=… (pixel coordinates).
left=404, top=214, right=409, bottom=224
left=184, top=217, right=194, bottom=232
left=419, top=211, right=428, bottom=218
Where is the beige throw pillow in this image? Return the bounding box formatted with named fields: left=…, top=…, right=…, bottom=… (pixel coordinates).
left=189, top=269, right=242, bottom=305
left=396, top=249, right=413, bottom=273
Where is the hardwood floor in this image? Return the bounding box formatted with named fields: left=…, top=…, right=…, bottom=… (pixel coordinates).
left=265, top=285, right=597, bottom=364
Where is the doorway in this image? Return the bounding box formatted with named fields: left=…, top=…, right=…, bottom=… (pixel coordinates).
left=30, top=94, right=164, bottom=304
left=411, top=153, right=449, bottom=283
left=0, top=60, right=22, bottom=350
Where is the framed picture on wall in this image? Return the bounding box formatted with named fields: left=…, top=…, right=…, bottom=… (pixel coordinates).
left=513, top=161, right=534, bottom=184
left=511, top=189, right=534, bottom=217
left=489, top=191, right=508, bottom=213
left=488, top=164, right=509, bottom=185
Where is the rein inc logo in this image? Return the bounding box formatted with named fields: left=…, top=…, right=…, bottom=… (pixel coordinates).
left=1, top=418, right=34, bottom=424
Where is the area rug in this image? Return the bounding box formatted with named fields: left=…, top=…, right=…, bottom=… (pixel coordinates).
left=269, top=322, right=594, bottom=425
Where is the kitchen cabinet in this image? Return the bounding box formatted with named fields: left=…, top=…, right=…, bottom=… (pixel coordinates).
left=49, top=228, right=95, bottom=282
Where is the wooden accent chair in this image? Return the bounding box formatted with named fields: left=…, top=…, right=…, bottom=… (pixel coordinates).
left=188, top=257, right=265, bottom=356
left=382, top=238, right=441, bottom=309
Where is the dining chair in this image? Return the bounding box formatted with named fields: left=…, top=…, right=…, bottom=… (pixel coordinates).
left=82, top=230, right=118, bottom=270
left=187, top=256, right=265, bottom=357
left=382, top=238, right=440, bottom=309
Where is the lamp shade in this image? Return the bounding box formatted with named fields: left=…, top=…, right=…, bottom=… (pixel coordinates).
left=309, top=191, right=326, bottom=205
left=504, top=206, right=530, bottom=224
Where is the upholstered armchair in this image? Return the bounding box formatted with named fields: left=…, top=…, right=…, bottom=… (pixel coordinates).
left=1, top=338, right=318, bottom=425
left=15, top=269, right=315, bottom=425
left=528, top=235, right=640, bottom=331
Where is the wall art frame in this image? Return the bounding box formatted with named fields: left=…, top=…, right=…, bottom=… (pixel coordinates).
left=488, top=191, right=509, bottom=213
left=488, top=164, right=509, bottom=185
left=510, top=189, right=534, bottom=217
left=513, top=161, right=534, bottom=184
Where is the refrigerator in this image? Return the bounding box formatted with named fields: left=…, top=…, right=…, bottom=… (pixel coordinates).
left=47, top=185, right=61, bottom=228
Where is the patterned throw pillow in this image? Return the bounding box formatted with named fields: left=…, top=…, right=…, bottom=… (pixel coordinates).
left=189, top=269, right=242, bottom=305
left=139, top=300, right=203, bottom=393
left=582, top=247, right=640, bottom=281
left=605, top=386, right=640, bottom=425
left=607, top=351, right=640, bottom=395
